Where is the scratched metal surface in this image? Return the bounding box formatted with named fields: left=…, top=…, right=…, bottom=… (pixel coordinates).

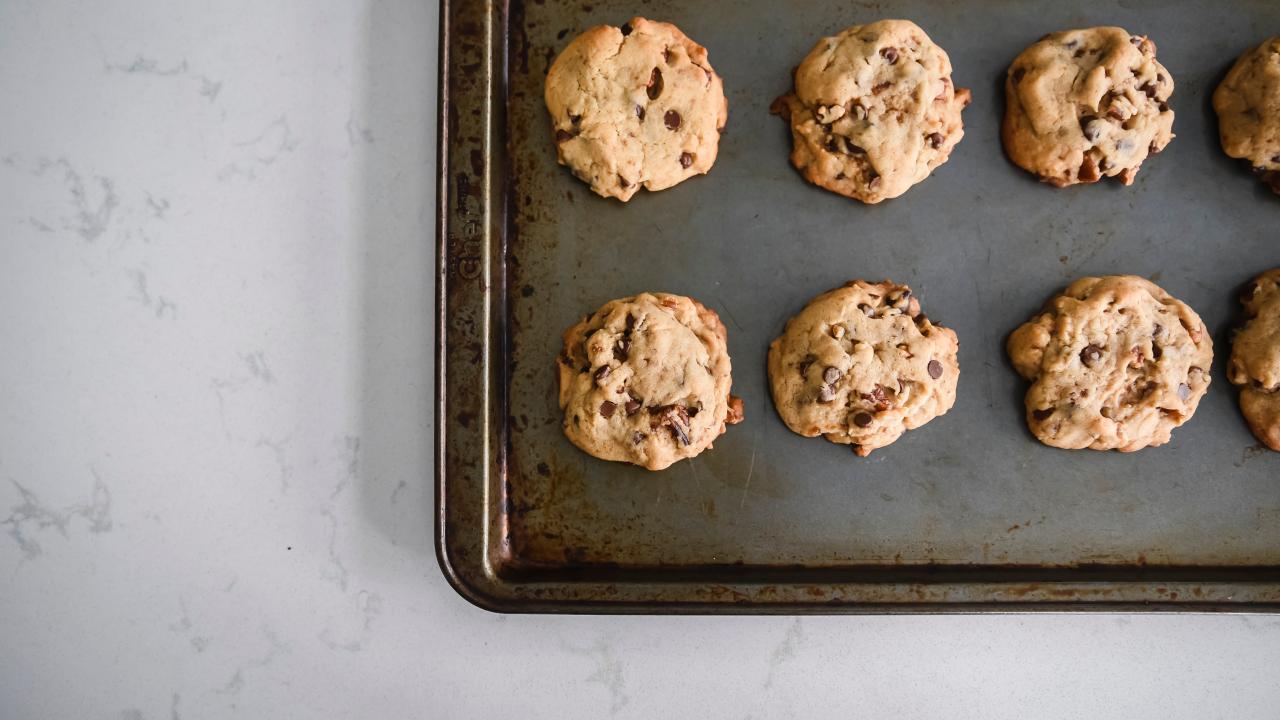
left=438, top=0, right=1280, bottom=611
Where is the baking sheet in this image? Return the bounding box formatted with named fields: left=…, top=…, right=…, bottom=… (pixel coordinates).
left=438, top=0, right=1280, bottom=612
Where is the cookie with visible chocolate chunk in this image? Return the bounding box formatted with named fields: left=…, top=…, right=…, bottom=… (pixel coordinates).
left=1229, top=270, right=1280, bottom=451
left=1213, top=38, right=1280, bottom=195
left=770, top=19, right=971, bottom=204
left=544, top=17, right=727, bottom=201
left=557, top=293, right=742, bottom=470
left=1008, top=276, right=1212, bottom=452
left=767, top=280, right=959, bottom=456
left=1003, top=27, right=1174, bottom=187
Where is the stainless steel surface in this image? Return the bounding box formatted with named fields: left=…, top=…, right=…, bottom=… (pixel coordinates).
left=438, top=0, right=1280, bottom=612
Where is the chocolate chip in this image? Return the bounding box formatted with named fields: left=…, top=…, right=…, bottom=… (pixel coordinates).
left=927, top=132, right=943, bottom=149
left=1012, top=67, right=1026, bottom=84
left=868, top=173, right=881, bottom=191
left=632, top=431, right=646, bottom=444
left=624, top=399, right=641, bottom=416
left=880, top=47, right=899, bottom=64
left=844, top=138, right=866, bottom=155
left=614, top=339, right=629, bottom=361
left=569, top=114, right=581, bottom=125
left=687, top=406, right=700, bottom=417
left=1130, top=36, right=1142, bottom=46
left=1140, top=82, right=1158, bottom=99
left=1152, top=344, right=1162, bottom=360
left=555, top=129, right=574, bottom=143
left=1032, top=408, right=1054, bottom=421
left=664, top=110, right=681, bottom=130
left=650, top=404, right=691, bottom=445
left=1081, top=117, right=1101, bottom=142
left=1080, top=344, right=1103, bottom=367
left=927, top=360, right=943, bottom=379
left=1107, top=105, right=1125, bottom=121
left=635, top=105, right=645, bottom=121
left=1178, top=383, right=1191, bottom=401
left=1073, top=47, right=1085, bottom=58
left=1159, top=101, right=1169, bottom=112
left=620, top=22, right=632, bottom=36
left=799, top=354, right=816, bottom=377
left=823, top=366, right=841, bottom=384
left=853, top=412, right=873, bottom=427
left=679, top=152, right=693, bottom=168
left=670, top=423, right=690, bottom=446
left=647, top=68, right=663, bottom=100
left=859, top=303, right=875, bottom=317
left=1240, top=281, right=1259, bottom=303
left=594, top=366, right=611, bottom=382
left=600, top=401, right=617, bottom=418
left=818, top=385, right=838, bottom=403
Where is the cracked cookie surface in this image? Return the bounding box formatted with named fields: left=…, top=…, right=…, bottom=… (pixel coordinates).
left=558, top=293, right=742, bottom=470
left=770, top=19, right=970, bottom=204
left=1213, top=37, right=1280, bottom=195
left=1230, top=270, right=1280, bottom=450
left=1008, top=276, right=1212, bottom=452
left=767, top=280, right=959, bottom=456
left=544, top=17, right=727, bottom=201
left=1003, top=27, right=1174, bottom=187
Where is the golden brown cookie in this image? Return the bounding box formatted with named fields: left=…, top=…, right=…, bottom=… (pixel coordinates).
left=544, top=17, right=727, bottom=201
left=557, top=293, right=742, bottom=470
left=1229, top=270, right=1280, bottom=450
left=1003, top=27, right=1174, bottom=187
left=1008, top=276, right=1212, bottom=451
left=767, top=280, right=959, bottom=456
left=770, top=19, right=970, bottom=203
left=1213, top=37, right=1280, bottom=195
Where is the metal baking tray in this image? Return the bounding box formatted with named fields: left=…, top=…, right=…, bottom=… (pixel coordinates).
left=436, top=0, right=1280, bottom=613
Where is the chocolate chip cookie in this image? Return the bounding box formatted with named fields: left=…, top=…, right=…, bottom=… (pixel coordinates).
left=557, top=293, right=743, bottom=470
left=1229, top=270, right=1280, bottom=451
left=770, top=19, right=971, bottom=204
left=1213, top=37, right=1280, bottom=195
left=1008, top=276, right=1212, bottom=452
left=767, top=281, right=959, bottom=456
left=544, top=17, right=727, bottom=201
left=1003, top=27, right=1174, bottom=187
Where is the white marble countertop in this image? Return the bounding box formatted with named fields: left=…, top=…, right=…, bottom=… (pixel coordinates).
left=2, top=1, right=1279, bottom=717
